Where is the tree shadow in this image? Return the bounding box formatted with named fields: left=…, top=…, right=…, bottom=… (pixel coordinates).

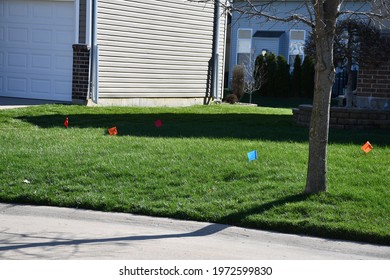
left=219, top=193, right=390, bottom=245
left=220, top=193, right=310, bottom=225
left=0, top=223, right=230, bottom=253
left=16, top=112, right=390, bottom=145
left=17, top=112, right=308, bottom=142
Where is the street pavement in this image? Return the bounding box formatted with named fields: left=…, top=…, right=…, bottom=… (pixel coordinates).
left=1, top=203, right=389, bottom=260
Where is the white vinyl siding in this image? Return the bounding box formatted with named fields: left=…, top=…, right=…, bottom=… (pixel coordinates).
left=96, top=0, right=226, bottom=98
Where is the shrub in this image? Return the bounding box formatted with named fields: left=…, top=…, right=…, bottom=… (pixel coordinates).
left=301, top=57, right=315, bottom=98
left=275, top=55, right=291, bottom=97
left=264, top=53, right=277, bottom=97
left=225, top=93, right=239, bottom=104
left=291, top=55, right=302, bottom=97
left=231, top=65, right=245, bottom=100
left=254, top=55, right=267, bottom=94
left=254, top=52, right=291, bottom=97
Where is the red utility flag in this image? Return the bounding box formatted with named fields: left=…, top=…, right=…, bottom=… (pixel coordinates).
left=108, top=126, right=118, bottom=136
left=154, top=119, right=163, bottom=128
left=64, top=117, right=69, bottom=128
left=361, top=141, right=373, bottom=154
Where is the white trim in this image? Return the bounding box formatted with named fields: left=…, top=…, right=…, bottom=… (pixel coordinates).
left=90, top=0, right=99, bottom=104
left=288, top=29, right=306, bottom=65
left=236, top=28, right=252, bottom=65
left=74, top=0, right=80, bottom=44
left=86, top=0, right=92, bottom=45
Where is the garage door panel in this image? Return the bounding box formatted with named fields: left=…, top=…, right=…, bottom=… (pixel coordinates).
left=0, top=51, right=4, bottom=67
left=56, top=29, right=74, bottom=46
left=8, top=26, right=28, bottom=43
left=8, top=1, right=27, bottom=18
left=32, top=54, right=51, bottom=70
left=32, top=2, right=53, bottom=19
left=32, top=29, right=52, bottom=44
left=56, top=3, right=74, bottom=22
left=0, top=0, right=74, bottom=101
left=7, top=76, right=27, bottom=93
left=31, top=79, right=51, bottom=95
left=5, top=75, right=71, bottom=100
left=0, top=26, right=4, bottom=41
left=55, top=55, right=72, bottom=72
left=8, top=52, right=27, bottom=69
left=55, top=79, right=72, bottom=96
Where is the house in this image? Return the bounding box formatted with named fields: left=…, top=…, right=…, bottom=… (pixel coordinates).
left=0, top=0, right=228, bottom=106
left=228, top=1, right=371, bottom=87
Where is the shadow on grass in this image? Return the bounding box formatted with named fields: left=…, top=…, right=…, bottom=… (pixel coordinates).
left=220, top=193, right=310, bottom=225
left=219, top=193, right=390, bottom=245
left=18, top=112, right=308, bottom=142
left=17, top=112, right=390, bottom=145
left=239, top=94, right=313, bottom=109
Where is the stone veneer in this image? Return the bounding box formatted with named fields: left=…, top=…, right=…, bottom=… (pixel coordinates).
left=293, top=105, right=390, bottom=129
left=72, top=44, right=90, bottom=103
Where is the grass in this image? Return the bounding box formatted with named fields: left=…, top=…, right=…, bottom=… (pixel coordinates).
left=238, top=93, right=314, bottom=108
left=0, top=103, right=389, bottom=245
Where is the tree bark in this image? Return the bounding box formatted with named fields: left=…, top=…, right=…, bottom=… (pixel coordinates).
left=305, top=0, right=339, bottom=194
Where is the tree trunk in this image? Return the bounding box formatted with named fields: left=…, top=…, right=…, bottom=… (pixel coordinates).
left=305, top=58, right=334, bottom=193
left=305, top=1, right=339, bottom=194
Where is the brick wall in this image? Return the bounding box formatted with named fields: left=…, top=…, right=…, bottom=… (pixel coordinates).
left=356, top=58, right=390, bottom=109
left=72, top=44, right=90, bottom=103
left=293, top=105, right=390, bottom=129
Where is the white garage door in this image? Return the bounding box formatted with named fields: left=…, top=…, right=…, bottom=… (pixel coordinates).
left=0, top=0, right=75, bottom=101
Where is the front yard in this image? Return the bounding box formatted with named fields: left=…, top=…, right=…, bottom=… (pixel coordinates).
left=0, top=104, right=389, bottom=245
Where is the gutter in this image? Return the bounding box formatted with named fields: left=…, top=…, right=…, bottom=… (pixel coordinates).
left=211, top=0, right=221, bottom=102
left=89, top=0, right=99, bottom=104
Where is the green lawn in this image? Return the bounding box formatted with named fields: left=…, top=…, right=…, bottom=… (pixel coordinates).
left=0, top=104, right=389, bottom=245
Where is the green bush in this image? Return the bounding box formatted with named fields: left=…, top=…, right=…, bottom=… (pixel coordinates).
left=254, top=52, right=291, bottom=97
left=264, top=53, right=277, bottom=97
left=291, top=55, right=302, bottom=97
left=301, top=57, right=315, bottom=98
left=275, top=55, right=291, bottom=97
left=254, top=55, right=267, bottom=94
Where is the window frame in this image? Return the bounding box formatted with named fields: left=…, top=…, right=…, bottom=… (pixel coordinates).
left=236, top=28, right=253, bottom=66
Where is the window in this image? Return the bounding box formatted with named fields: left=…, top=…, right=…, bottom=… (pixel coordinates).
left=289, top=30, right=306, bottom=65
left=237, top=29, right=252, bottom=65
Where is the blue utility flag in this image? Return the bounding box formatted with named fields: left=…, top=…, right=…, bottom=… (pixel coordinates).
left=247, top=150, right=258, bottom=161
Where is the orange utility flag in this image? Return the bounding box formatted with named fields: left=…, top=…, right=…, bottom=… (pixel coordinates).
left=361, top=141, right=373, bottom=153
left=108, top=127, right=118, bottom=136
left=64, top=117, right=69, bottom=128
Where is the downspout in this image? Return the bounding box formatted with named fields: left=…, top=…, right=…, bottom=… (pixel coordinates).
left=211, top=0, right=221, bottom=102
left=89, top=0, right=99, bottom=104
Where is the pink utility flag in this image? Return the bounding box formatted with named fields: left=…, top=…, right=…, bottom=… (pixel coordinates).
left=154, top=119, right=163, bottom=128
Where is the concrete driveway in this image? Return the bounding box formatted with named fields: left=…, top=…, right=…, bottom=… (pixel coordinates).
left=0, top=203, right=389, bottom=260
left=0, top=97, right=66, bottom=109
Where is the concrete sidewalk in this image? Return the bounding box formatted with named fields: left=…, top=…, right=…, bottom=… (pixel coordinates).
left=0, top=203, right=389, bottom=260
